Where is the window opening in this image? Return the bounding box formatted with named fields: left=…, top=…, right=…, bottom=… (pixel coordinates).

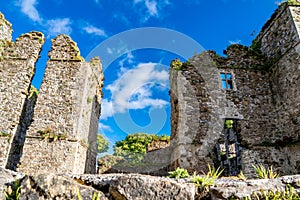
left=214, top=119, right=241, bottom=176
left=220, top=73, right=233, bottom=90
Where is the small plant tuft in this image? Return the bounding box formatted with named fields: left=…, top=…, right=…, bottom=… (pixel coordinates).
left=87, top=97, right=93, bottom=104
left=37, top=128, right=67, bottom=142
left=4, top=180, right=21, bottom=200
left=237, top=170, right=247, bottom=181
left=191, top=164, right=223, bottom=198
left=168, top=167, right=189, bottom=179
left=252, top=164, right=280, bottom=179
left=171, top=59, right=183, bottom=71
left=224, top=120, right=234, bottom=129
left=252, top=185, right=299, bottom=199
left=286, top=0, right=300, bottom=6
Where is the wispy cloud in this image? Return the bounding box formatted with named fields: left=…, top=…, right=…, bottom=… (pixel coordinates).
left=101, top=62, right=169, bottom=120
left=145, top=0, right=158, bottom=17
left=98, top=122, right=113, bottom=132
left=118, top=52, right=134, bottom=69
left=19, top=0, right=42, bottom=22
left=101, top=99, right=114, bottom=120
left=17, top=0, right=72, bottom=36
left=47, top=18, right=72, bottom=36
left=83, top=25, right=107, bottom=37
left=133, top=0, right=170, bottom=22
left=228, top=39, right=242, bottom=45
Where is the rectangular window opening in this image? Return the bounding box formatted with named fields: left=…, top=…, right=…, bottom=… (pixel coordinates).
left=220, top=73, right=233, bottom=90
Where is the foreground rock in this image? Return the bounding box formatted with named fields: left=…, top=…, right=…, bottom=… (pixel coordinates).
left=20, top=174, right=107, bottom=200
left=1, top=167, right=300, bottom=199
left=212, top=176, right=300, bottom=199
left=75, top=174, right=196, bottom=200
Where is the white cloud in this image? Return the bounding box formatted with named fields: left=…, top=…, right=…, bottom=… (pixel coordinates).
left=145, top=0, right=158, bottom=17
left=133, top=0, right=170, bottom=21
left=228, top=39, right=242, bottom=45
left=98, top=122, right=113, bottom=132
left=17, top=0, right=73, bottom=36
left=101, top=99, right=114, bottom=120
left=118, top=52, right=134, bottom=69
left=84, top=25, right=107, bottom=37
left=47, top=18, right=72, bottom=36
left=100, top=63, right=169, bottom=120
left=19, top=0, right=42, bottom=22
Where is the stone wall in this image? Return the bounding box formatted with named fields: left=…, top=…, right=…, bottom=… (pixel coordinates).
left=170, top=2, right=300, bottom=177
left=0, top=13, right=44, bottom=168
left=170, top=52, right=224, bottom=173
left=18, top=35, right=103, bottom=174
left=255, top=4, right=300, bottom=62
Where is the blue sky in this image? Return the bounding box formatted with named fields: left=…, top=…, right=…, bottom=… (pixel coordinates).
left=1, top=0, right=280, bottom=153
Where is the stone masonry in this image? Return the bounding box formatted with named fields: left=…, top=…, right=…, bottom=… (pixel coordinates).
left=18, top=35, right=103, bottom=174
left=0, top=13, right=44, bottom=169
left=0, top=13, right=103, bottom=174
left=170, top=1, right=300, bottom=177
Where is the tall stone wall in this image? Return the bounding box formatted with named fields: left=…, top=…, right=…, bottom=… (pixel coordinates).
left=0, top=13, right=44, bottom=168
left=252, top=3, right=300, bottom=175
left=18, top=35, right=103, bottom=174
left=170, top=53, right=223, bottom=173
left=170, top=2, right=300, bottom=177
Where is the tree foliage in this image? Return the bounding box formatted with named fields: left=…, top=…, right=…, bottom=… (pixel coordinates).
left=113, top=133, right=170, bottom=163
left=97, top=134, right=109, bottom=153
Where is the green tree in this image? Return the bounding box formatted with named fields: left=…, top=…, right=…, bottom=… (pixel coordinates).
left=97, top=134, right=109, bottom=153
left=113, top=133, right=170, bottom=163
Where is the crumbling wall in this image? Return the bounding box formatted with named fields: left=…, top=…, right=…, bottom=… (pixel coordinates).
left=170, top=45, right=275, bottom=176
left=0, top=13, right=44, bottom=168
left=170, top=52, right=225, bottom=173
left=18, top=35, right=103, bottom=174
left=245, top=3, right=300, bottom=175
left=170, top=2, right=300, bottom=177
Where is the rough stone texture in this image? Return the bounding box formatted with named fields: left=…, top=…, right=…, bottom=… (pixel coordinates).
left=256, top=3, right=300, bottom=62
left=211, top=175, right=300, bottom=199
left=0, top=13, right=44, bottom=169
left=6, top=89, right=38, bottom=170
left=169, top=2, right=300, bottom=177
left=75, top=173, right=197, bottom=200
left=20, top=174, right=107, bottom=200
left=18, top=35, right=103, bottom=174
left=147, top=140, right=170, bottom=152
left=2, top=167, right=300, bottom=200
left=0, top=13, right=12, bottom=41
left=170, top=52, right=222, bottom=173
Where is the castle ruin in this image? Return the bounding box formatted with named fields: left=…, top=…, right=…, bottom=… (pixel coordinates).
left=0, top=1, right=300, bottom=177
left=170, top=2, right=300, bottom=176
left=0, top=13, right=103, bottom=174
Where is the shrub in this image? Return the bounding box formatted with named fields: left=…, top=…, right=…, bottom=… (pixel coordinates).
left=168, top=167, right=189, bottom=179
left=113, top=133, right=170, bottom=163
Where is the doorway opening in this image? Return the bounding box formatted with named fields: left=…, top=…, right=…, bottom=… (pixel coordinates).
left=214, top=119, right=241, bottom=176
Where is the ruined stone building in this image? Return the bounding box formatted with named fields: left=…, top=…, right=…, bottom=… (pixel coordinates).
left=0, top=13, right=103, bottom=174
left=0, top=1, right=300, bottom=178
left=170, top=2, right=300, bottom=176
